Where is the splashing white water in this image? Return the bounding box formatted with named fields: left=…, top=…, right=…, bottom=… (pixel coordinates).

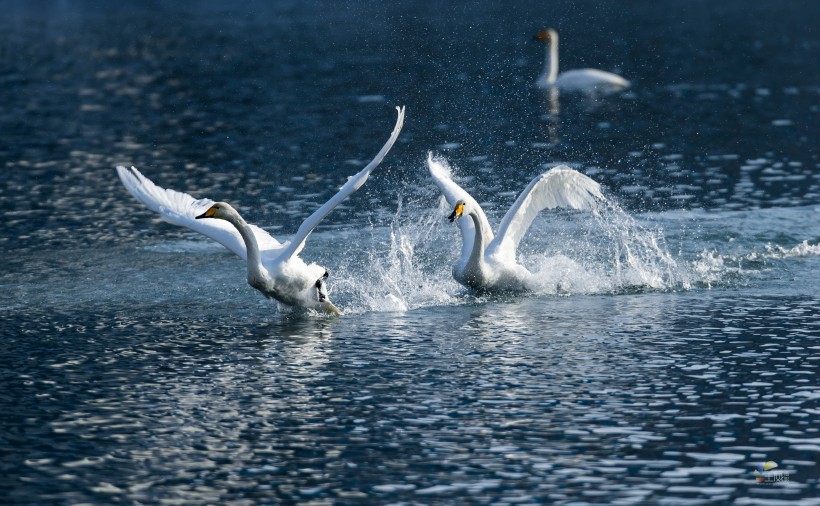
left=749, top=240, right=820, bottom=260
left=328, top=183, right=702, bottom=314
left=328, top=198, right=464, bottom=314
left=688, top=239, right=820, bottom=290
left=524, top=198, right=688, bottom=294
left=295, top=175, right=819, bottom=315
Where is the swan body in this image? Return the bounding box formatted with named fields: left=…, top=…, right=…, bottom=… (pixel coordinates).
left=117, top=106, right=405, bottom=314
left=428, top=153, right=603, bottom=292
left=534, top=28, right=630, bottom=93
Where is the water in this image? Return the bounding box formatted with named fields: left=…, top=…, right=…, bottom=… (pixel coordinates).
left=1, top=0, right=819, bottom=504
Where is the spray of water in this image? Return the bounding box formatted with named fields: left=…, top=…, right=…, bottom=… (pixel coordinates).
left=329, top=197, right=464, bottom=314
left=296, top=164, right=820, bottom=314
left=521, top=197, right=688, bottom=295
left=328, top=176, right=704, bottom=314
left=750, top=240, right=820, bottom=260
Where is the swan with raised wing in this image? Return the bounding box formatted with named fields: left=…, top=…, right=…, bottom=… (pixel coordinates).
left=117, top=106, right=405, bottom=314
left=428, top=153, right=603, bottom=292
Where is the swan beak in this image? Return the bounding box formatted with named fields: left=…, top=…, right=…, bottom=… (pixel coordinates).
left=533, top=30, right=550, bottom=42
left=448, top=202, right=465, bottom=223
left=195, top=206, right=217, bottom=219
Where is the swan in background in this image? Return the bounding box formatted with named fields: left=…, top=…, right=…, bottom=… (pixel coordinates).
left=534, top=28, right=630, bottom=93
left=427, top=153, right=603, bottom=292
left=117, top=106, right=405, bottom=315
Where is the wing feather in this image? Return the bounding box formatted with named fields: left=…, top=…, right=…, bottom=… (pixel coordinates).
left=487, top=165, right=603, bottom=261
left=426, top=153, right=494, bottom=265
left=278, top=105, right=405, bottom=261
left=117, top=166, right=282, bottom=259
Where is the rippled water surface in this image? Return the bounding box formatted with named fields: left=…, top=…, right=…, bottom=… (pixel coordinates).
left=1, top=0, right=819, bottom=504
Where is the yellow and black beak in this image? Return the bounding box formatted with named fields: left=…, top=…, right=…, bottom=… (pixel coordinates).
left=195, top=206, right=217, bottom=220
left=448, top=202, right=465, bottom=223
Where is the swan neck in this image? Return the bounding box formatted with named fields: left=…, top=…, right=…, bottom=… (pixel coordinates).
left=466, top=210, right=487, bottom=267
left=227, top=212, right=266, bottom=281
left=545, top=37, right=558, bottom=83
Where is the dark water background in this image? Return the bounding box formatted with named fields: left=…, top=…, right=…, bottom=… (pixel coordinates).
left=1, top=0, right=819, bottom=504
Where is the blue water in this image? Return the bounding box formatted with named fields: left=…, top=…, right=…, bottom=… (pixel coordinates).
left=1, top=1, right=819, bottom=504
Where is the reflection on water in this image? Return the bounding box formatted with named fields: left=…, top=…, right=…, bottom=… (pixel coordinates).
left=2, top=294, right=819, bottom=504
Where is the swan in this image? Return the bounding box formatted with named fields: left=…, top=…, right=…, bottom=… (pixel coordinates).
left=534, top=28, right=630, bottom=93
left=117, top=106, right=405, bottom=315
left=427, top=153, right=603, bottom=292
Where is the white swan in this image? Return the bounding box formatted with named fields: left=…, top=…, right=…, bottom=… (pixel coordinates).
left=117, top=106, right=405, bottom=315
left=534, top=28, right=630, bottom=93
left=427, top=153, right=603, bottom=292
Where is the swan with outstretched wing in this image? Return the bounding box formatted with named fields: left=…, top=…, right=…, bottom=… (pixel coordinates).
left=428, top=152, right=602, bottom=292
left=117, top=106, right=405, bottom=314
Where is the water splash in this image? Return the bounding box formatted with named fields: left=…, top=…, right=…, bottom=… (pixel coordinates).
left=688, top=249, right=748, bottom=289
left=520, top=198, right=688, bottom=295
left=749, top=240, right=820, bottom=260
left=330, top=179, right=701, bottom=314
left=687, top=239, right=820, bottom=290
left=327, top=197, right=463, bottom=314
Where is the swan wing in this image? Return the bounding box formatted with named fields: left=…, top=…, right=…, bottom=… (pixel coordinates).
left=277, top=105, right=405, bottom=261
left=117, top=166, right=282, bottom=260
left=426, top=153, right=494, bottom=264
left=488, top=165, right=603, bottom=260
left=555, top=69, right=630, bottom=91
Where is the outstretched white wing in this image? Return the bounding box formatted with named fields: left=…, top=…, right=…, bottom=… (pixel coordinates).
left=487, top=165, right=603, bottom=261
left=426, top=153, right=494, bottom=265
left=117, top=166, right=282, bottom=260
left=278, top=105, right=406, bottom=261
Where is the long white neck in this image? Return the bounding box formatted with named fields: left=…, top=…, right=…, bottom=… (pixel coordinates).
left=225, top=211, right=269, bottom=286
left=461, top=209, right=493, bottom=288
left=467, top=212, right=487, bottom=265
left=544, top=35, right=558, bottom=84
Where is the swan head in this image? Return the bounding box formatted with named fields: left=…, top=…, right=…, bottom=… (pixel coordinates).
left=195, top=202, right=237, bottom=220
left=448, top=199, right=467, bottom=222
left=533, top=28, right=558, bottom=44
